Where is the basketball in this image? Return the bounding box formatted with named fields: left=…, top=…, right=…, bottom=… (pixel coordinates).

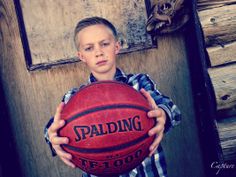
left=59, top=81, right=155, bottom=176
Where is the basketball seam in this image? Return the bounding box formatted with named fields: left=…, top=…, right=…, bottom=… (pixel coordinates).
left=77, top=81, right=143, bottom=98
left=80, top=81, right=129, bottom=92
left=62, top=133, right=150, bottom=153
left=64, top=104, right=150, bottom=124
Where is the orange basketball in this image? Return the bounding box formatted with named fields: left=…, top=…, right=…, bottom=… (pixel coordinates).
left=59, top=81, right=155, bottom=176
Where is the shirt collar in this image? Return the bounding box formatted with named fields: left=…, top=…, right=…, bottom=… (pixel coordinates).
left=88, top=68, right=128, bottom=83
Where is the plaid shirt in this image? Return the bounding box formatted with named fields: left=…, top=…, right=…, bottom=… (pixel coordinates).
left=44, top=68, right=181, bottom=177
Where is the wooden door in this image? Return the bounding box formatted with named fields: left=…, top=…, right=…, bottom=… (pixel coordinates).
left=0, top=1, right=205, bottom=177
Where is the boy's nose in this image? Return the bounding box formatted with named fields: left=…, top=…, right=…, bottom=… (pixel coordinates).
left=95, top=47, right=104, bottom=57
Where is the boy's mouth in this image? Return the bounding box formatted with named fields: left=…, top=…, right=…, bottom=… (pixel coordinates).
left=96, top=60, right=107, bottom=66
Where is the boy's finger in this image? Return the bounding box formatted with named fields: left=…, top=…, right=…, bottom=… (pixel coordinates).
left=49, top=120, right=65, bottom=133
left=149, top=147, right=157, bottom=157
left=150, top=132, right=163, bottom=150
left=149, top=133, right=164, bottom=156
left=147, top=109, right=162, bottom=118
left=54, top=102, right=65, bottom=122
left=51, top=136, right=69, bottom=145
left=140, top=89, right=158, bottom=109
left=60, top=157, right=76, bottom=168
left=55, top=145, right=72, bottom=160
left=148, top=124, right=163, bottom=136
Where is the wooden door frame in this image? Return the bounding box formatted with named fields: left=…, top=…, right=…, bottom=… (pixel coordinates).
left=186, top=0, right=223, bottom=176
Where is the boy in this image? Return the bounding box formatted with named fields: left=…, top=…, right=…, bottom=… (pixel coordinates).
left=44, top=17, right=181, bottom=177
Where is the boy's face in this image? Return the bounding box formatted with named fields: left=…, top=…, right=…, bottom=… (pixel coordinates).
left=77, top=24, right=120, bottom=78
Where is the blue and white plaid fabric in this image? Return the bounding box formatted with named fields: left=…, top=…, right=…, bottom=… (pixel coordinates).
left=44, top=68, right=181, bottom=177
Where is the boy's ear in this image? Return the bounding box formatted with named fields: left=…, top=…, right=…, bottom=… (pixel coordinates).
left=78, top=52, right=86, bottom=63
left=115, top=41, right=121, bottom=54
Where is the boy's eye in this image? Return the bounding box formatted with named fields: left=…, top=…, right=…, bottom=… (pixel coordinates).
left=84, top=46, right=93, bottom=51
left=101, top=42, right=110, bottom=47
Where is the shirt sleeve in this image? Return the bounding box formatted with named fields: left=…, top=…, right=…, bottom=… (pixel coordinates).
left=44, top=87, right=80, bottom=156
left=138, top=74, right=181, bottom=133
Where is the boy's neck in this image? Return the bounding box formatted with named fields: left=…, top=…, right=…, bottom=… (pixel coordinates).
left=92, top=68, right=116, bottom=81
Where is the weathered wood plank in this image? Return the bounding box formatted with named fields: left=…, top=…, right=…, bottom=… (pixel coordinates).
left=197, top=0, right=236, bottom=11
left=198, top=4, right=236, bottom=47
left=207, top=41, right=236, bottom=67
left=217, top=107, right=236, bottom=119
left=208, top=64, right=236, bottom=110
left=217, top=116, right=236, bottom=161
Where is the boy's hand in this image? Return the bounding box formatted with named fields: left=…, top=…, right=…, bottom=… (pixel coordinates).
left=140, top=88, right=166, bottom=157
left=48, top=102, right=76, bottom=168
